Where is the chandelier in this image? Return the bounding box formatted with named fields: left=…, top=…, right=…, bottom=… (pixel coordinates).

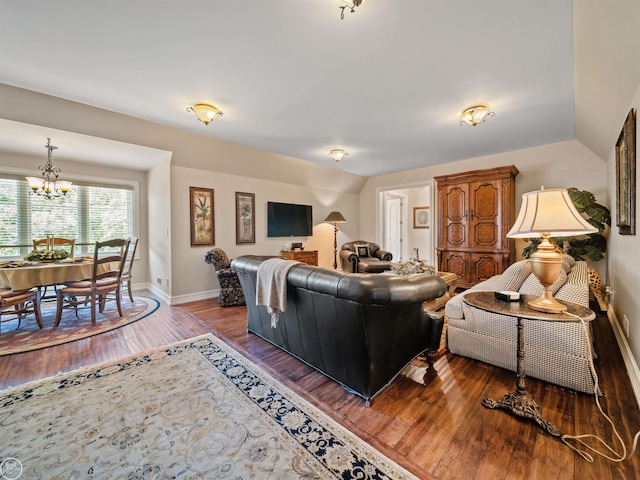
left=26, top=138, right=72, bottom=199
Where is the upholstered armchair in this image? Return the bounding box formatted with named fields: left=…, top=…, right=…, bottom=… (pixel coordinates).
left=204, top=248, right=246, bottom=307
left=339, top=241, right=393, bottom=273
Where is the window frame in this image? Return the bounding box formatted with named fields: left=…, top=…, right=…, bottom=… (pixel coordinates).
left=0, top=167, right=140, bottom=260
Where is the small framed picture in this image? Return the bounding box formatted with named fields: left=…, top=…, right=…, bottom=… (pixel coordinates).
left=413, top=206, right=430, bottom=229
left=236, top=192, right=255, bottom=244
left=190, top=187, right=215, bottom=246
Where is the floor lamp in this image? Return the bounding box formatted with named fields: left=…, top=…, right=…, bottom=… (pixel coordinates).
left=324, top=211, right=346, bottom=269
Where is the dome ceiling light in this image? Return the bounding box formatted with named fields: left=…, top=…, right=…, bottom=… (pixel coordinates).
left=459, top=103, right=495, bottom=127
left=187, top=103, right=224, bottom=125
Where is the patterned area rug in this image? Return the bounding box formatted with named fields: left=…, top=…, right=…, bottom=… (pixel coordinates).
left=0, top=334, right=418, bottom=480
left=0, top=296, right=159, bottom=356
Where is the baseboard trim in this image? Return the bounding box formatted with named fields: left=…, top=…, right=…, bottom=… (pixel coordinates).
left=170, top=289, right=219, bottom=306
left=146, top=283, right=171, bottom=305
left=608, top=308, right=640, bottom=409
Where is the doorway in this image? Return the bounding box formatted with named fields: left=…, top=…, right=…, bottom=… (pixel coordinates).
left=377, top=182, right=435, bottom=266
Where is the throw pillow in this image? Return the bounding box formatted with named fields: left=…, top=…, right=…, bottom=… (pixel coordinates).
left=561, top=253, right=576, bottom=273
left=493, top=260, right=532, bottom=292
left=519, top=268, right=568, bottom=296
left=354, top=243, right=370, bottom=257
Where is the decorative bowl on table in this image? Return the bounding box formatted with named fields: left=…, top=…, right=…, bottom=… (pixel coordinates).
left=24, top=249, right=70, bottom=262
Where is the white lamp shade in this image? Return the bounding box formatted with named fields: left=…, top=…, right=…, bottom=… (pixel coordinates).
left=507, top=188, right=597, bottom=238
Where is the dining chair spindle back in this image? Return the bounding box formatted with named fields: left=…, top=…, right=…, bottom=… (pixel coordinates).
left=54, top=238, right=130, bottom=327
left=33, top=237, right=76, bottom=258
left=120, top=236, right=138, bottom=302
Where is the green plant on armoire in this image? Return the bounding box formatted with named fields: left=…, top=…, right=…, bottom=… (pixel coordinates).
left=522, top=187, right=611, bottom=262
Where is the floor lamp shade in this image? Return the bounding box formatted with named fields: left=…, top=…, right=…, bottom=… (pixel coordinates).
left=324, top=211, right=346, bottom=224
left=507, top=188, right=596, bottom=313
left=325, top=212, right=346, bottom=269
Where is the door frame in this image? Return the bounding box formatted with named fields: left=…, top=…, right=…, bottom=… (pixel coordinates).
left=375, top=180, right=436, bottom=266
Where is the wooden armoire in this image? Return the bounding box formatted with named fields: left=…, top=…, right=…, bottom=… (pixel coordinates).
left=435, top=165, right=519, bottom=289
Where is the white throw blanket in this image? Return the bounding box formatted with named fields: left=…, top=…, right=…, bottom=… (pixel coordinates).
left=256, top=258, right=299, bottom=328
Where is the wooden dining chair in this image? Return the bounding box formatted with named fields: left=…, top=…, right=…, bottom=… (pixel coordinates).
left=33, top=237, right=76, bottom=258
left=0, top=288, right=43, bottom=333
left=54, top=238, right=130, bottom=327
left=120, top=236, right=138, bottom=302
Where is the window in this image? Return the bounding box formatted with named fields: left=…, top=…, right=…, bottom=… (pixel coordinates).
left=0, top=175, right=134, bottom=257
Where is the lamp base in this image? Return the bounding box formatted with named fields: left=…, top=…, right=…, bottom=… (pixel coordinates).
left=528, top=289, right=567, bottom=314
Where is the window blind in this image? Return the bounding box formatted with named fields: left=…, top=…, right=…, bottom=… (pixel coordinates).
left=0, top=175, right=134, bottom=257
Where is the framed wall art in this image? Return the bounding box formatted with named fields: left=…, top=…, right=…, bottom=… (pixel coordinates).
left=413, top=206, right=430, bottom=229
left=235, top=192, right=255, bottom=244
left=189, top=187, right=215, bottom=246
left=615, top=108, right=636, bottom=235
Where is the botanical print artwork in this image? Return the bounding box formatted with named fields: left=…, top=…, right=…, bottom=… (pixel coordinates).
left=236, top=192, right=255, bottom=244
left=190, top=187, right=215, bottom=246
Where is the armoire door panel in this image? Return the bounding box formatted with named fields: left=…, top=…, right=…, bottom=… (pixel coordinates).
left=440, top=251, right=470, bottom=284
left=473, top=223, right=498, bottom=246
left=471, top=253, right=506, bottom=284
left=444, top=184, right=469, bottom=248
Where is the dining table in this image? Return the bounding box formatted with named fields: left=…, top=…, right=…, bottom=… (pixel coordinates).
left=0, top=258, right=117, bottom=292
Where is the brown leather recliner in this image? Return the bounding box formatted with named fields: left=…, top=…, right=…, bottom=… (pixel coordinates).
left=340, top=241, right=393, bottom=273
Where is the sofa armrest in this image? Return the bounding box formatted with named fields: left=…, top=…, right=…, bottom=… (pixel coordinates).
left=423, top=310, right=445, bottom=352
left=374, top=249, right=393, bottom=261
left=339, top=249, right=358, bottom=273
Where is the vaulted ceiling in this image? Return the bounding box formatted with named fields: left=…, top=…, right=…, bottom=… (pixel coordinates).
left=0, top=1, right=636, bottom=176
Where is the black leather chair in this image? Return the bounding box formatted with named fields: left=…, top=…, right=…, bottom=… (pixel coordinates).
left=204, top=248, right=246, bottom=307
left=339, top=241, right=393, bottom=273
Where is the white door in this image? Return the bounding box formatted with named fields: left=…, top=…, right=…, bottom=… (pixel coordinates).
left=385, top=195, right=402, bottom=261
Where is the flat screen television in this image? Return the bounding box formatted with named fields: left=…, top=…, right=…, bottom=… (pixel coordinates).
left=267, top=202, right=313, bottom=237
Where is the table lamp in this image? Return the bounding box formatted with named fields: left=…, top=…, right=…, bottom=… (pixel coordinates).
left=507, top=188, right=597, bottom=313
left=324, top=211, right=346, bottom=269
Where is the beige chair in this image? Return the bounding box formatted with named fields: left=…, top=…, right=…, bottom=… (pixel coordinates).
left=54, top=238, right=129, bottom=327
left=33, top=237, right=76, bottom=258
left=0, top=288, right=43, bottom=332
left=120, top=236, right=138, bottom=302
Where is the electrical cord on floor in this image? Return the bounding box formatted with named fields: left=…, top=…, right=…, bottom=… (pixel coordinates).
left=560, top=311, right=639, bottom=463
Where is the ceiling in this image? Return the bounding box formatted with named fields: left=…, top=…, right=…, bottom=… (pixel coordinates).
left=0, top=0, right=578, bottom=177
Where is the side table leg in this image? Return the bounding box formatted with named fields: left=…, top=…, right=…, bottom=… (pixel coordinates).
left=482, top=317, right=562, bottom=437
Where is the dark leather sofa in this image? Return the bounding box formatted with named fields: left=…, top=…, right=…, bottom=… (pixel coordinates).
left=340, top=241, right=393, bottom=273
left=231, top=255, right=446, bottom=405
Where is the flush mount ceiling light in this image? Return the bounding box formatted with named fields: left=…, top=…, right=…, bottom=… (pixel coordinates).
left=26, top=138, right=72, bottom=200
left=329, top=149, right=349, bottom=162
left=459, top=103, right=495, bottom=127
left=186, top=103, right=224, bottom=125
left=339, top=0, right=367, bottom=20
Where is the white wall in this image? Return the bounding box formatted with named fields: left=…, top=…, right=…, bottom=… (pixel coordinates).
left=170, top=166, right=359, bottom=301
left=148, top=159, right=172, bottom=301
left=360, top=139, right=607, bottom=245
left=606, top=83, right=640, bottom=392
left=0, top=84, right=366, bottom=303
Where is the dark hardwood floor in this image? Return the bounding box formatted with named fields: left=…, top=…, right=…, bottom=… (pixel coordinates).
left=1, top=291, right=638, bottom=479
